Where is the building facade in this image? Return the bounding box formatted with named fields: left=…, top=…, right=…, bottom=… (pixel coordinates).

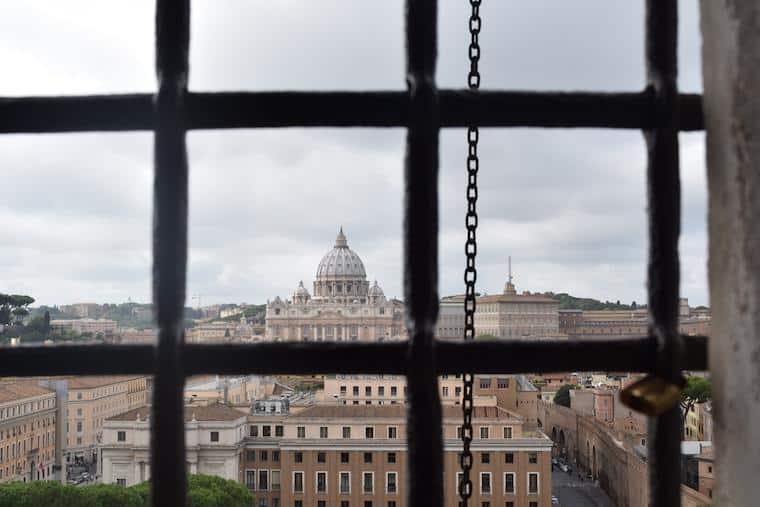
left=0, top=383, right=57, bottom=482
left=50, top=318, right=118, bottom=336
left=66, top=376, right=149, bottom=463
left=99, top=404, right=247, bottom=486
left=243, top=404, right=552, bottom=507
left=265, top=229, right=406, bottom=342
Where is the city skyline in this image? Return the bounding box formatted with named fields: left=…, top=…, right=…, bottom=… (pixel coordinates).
left=1, top=1, right=708, bottom=307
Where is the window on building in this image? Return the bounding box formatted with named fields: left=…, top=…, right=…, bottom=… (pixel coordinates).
left=504, top=472, right=515, bottom=494
left=505, top=453, right=514, bottom=464
left=250, top=426, right=259, bottom=437
left=363, top=472, right=373, bottom=494
left=317, top=452, right=326, bottom=463
left=76, top=422, right=82, bottom=433
left=365, top=427, right=374, bottom=439
left=117, top=431, right=126, bottom=442
left=480, top=427, right=489, bottom=439
left=529, top=503, right=538, bottom=507
left=365, top=386, right=372, bottom=397
left=210, top=432, right=219, bottom=442
left=271, top=470, right=281, bottom=491
left=480, top=472, right=491, bottom=494
left=260, top=450, right=268, bottom=461
left=497, top=378, right=509, bottom=389
left=387, top=452, right=396, bottom=464
left=479, top=378, right=492, bottom=389
left=317, top=502, right=326, bottom=507
left=294, top=452, right=303, bottom=463
left=293, top=472, right=304, bottom=493
left=386, top=472, right=397, bottom=493
left=257, top=469, right=269, bottom=490
left=387, top=427, right=397, bottom=439
left=528, top=473, right=539, bottom=494
left=528, top=452, right=537, bottom=464
left=506, top=502, right=514, bottom=507
left=116, top=478, right=126, bottom=487
left=340, top=471, right=351, bottom=493
left=319, top=426, right=328, bottom=439
left=246, top=470, right=256, bottom=489
left=442, top=386, right=449, bottom=397
left=378, top=386, right=385, bottom=397
left=294, top=502, right=302, bottom=507
left=481, top=452, right=490, bottom=464
left=364, top=452, right=372, bottom=464
left=388, top=502, right=396, bottom=507
left=317, top=471, right=327, bottom=493
left=481, top=503, right=490, bottom=507
left=503, top=427, right=512, bottom=439
left=340, top=452, right=349, bottom=464
left=352, top=387, right=359, bottom=396
left=297, top=426, right=305, bottom=438
left=342, top=426, right=351, bottom=438
left=275, top=425, right=284, bottom=437
left=262, top=426, right=271, bottom=437
left=364, top=502, right=372, bottom=507
left=340, top=502, right=349, bottom=507
left=391, top=386, right=397, bottom=396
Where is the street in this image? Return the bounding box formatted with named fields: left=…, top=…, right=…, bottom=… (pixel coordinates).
left=552, top=469, right=615, bottom=507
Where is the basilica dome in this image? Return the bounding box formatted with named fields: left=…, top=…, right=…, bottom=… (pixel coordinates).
left=315, top=228, right=367, bottom=280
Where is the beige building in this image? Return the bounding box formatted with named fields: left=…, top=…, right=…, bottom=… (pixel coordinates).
left=558, top=298, right=712, bottom=340
left=66, top=376, right=149, bottom=463
left=50, top=318, right=118, bottom=336
left=0, top=383, right=57, bottom=483
left=475, top=275, right=561, bottom=339
left=100, top=404, right=247, bottom=486
left=59, top=303, right=101, bottom=318
left=265, top=229, right=406, bottom=342
left=323, top=374, right=541, bottom=428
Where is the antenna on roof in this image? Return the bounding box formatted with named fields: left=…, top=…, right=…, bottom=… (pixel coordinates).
left=508, top=256, right=513, bottom=284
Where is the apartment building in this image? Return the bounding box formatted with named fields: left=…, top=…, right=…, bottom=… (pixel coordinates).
left=100, top=404, right=247, bottom=485
left=0, top=383, right=57, bottom=482
left=243, top=404, right=552, bottom=507
left=66, top=376, right=149, bottom=463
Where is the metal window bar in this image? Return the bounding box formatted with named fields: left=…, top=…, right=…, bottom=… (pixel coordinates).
left=0, top=1, right=704, bottom=506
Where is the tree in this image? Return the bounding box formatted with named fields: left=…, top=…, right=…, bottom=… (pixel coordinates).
left=680, top=376, right=712, bottom=435
left=553, top=384, right=577, bottom=407
left=0, top=294, right=35, bottom=325
left=474, top=334, right=499, bottom=340
left=0, top=474, right=252, bottom=507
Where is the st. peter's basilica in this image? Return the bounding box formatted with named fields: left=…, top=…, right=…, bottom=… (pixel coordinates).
left=264, top=228, right=406, bottom=342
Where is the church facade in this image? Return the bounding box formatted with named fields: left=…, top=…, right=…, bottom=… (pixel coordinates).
left=265, top=229, right=406, bottom=342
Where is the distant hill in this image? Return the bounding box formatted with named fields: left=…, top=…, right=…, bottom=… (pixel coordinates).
left=544, top=292, right=644, bottom=311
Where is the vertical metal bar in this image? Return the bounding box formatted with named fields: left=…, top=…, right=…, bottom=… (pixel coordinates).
left=152, top=0, right=190, bottom=505
left=644, top=1, right=683, bottom=506
left=404, top=0, right=442, bottom=506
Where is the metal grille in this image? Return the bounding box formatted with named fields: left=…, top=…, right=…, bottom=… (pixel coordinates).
left=0, top=1, right=707, bottom=506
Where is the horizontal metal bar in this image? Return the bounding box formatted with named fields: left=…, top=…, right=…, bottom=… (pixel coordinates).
left=0, top=335, right=706, bottom=377
left=0, top=90, right=703, bottom=133
left=0, top=344, right=154, bottom=376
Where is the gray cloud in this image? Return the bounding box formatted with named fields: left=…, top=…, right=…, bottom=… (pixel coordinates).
left=1, top=1, right=708, bottom=307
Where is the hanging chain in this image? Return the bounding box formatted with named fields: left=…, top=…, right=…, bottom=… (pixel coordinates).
left=459, top=1, right=481, bottom=505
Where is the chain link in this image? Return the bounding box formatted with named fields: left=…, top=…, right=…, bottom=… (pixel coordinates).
left=459, top=0, right=481, bottom=505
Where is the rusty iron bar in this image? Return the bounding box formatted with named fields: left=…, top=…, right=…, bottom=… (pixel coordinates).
left=644, top=1, right=683, bottom=506
left=0, top=335, right=708, bottom=377
left=0, top=91, right=704, bottom=133
left=404, top=0, right=443, bottom=505
left=152, top=0, right=190, bottom=505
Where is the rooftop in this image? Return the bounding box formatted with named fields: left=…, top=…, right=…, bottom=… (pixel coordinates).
left=68, top=375, right=146, bottom=389
left=290, top=404, right=522, bottom=421
left=0, top=383, right=54, bottom=403
left=108, top=404, right=246, bottom=422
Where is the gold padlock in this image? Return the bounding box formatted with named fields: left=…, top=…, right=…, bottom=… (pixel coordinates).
left=619, top=375, right=685, bottom=416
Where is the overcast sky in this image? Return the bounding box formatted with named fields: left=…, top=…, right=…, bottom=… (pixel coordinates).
left=1, top=1, right=708, bottom=308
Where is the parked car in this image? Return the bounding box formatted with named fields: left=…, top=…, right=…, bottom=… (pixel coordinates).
left=552, top=496, right=561, bottom=505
